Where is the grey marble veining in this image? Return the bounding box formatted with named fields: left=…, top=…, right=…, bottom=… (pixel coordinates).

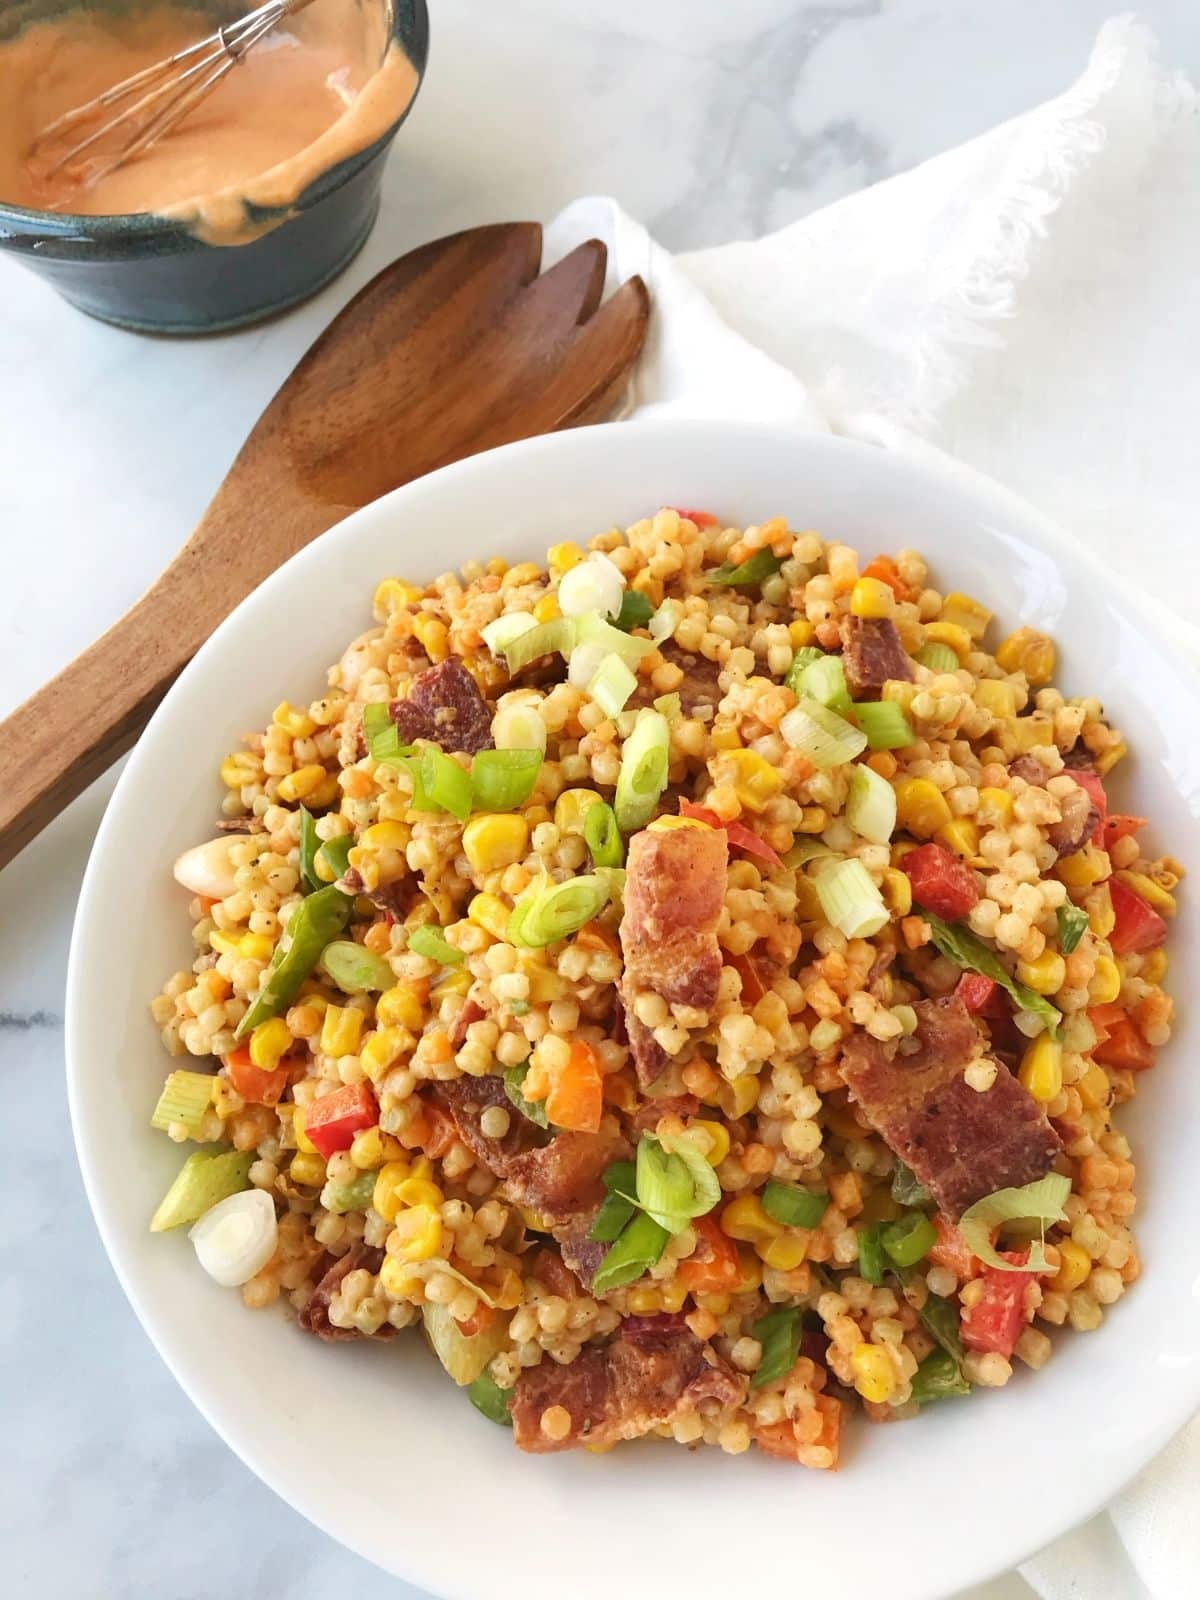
left=3, top=2, right=1198, bottom=1595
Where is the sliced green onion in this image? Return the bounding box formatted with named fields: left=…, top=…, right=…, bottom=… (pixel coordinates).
left=581, top=802, right=622, bottom=870
left=750, top=1306, right=803, bottom=1388
left=615, top=590, right=654, bottom=632
left=592, top=1209, right=671, bottom=1293
left=567, top=638, right=610, bottom=691
left=779, top=696, right=867, bottom=768
left=846, top=763, right=897, bottom=845
left=917, top=1290, right=964, bottom=1360
left=815, top=857, right=889, bottom=938
left=468, top=1373, right=513, bottom=1425
left=588, top=1188, right=637, bottom=1242
left=502, top=1063, right=550, bottom=1129
left=236, top=883, right=352, bottom=1037
left=958, top=1173, right=1071, bottom=1273
left=298, top=805, right=322, bottom=893
left=911, top=1347, right=970, bottom=1405
left=785, top=646, right=825, bottom=695
left=882, top=1211, right=938, bottom=1268
left=783, top=837, right=836, bottom=869
left=319, top=832, right=355, bottom=884
left=614, top=709, right=670, bottom=832
left=408, top=747, right=472, bottom=822
left=603, top=1159, right=637, bottom=1195
left=857, top=1222, right=886, bottom=1285
left=481, top=612, right=537, bottom=654
left=708, top=549, right=784, bottom=587
left=362, top=701, right=413, bottom=765
left=319, top=940, right=395, bottom=994
left=589, top=653, right=638, bottom=718
left=891, top=1161, right=931, bottom=1208
left=507, top=873, right=610, bottom=948
left=653, top=692, right=682, bottom=722
left=915, top=642, right=960, bottom=674
left=635, top=1136, right=698, bottom=1232
left=657, top=1129, right=721, bottom=1221
left=852, top=700, right=915, bottom=751
left=149, top=1146, right=254, bottom=1233
left=761, top=1181, right=828, bottom=1229
left=924, top=912, right=1061, bottom=1040
left=575, top=610, right=657, bottom=668
left=503, top=616, right=577, bottom=673
left=559, top=552, right=625, bottom=620
left=1057, top=902, right=1089, bottom=955
left=324, top=1168, right=379, bottom=1215
left=648, top=598, right=682, bottom=643
left=491, top=698, right=548, bottom=753
left=408, top=925, right=464, bottom=965
left=797, top=653, right=852, bottom=716
left=150, top=1070, right=215, bottom=1138
left=470, top=748, right=543, bottom=811
left=190, top=1187, right=277, bottom=1286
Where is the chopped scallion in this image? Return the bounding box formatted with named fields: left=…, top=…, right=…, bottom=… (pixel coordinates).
left=779, top=696, right=868, bottom=769
left=362, top=701, right=412, bottom=765
left=910, top=1347, right=970, bottom=1405
left=761, top=1180, right=828, bottom=1229
left=588, top=1188, right=636, bottom=1242
left=852, top=699, right=915, bottom=750
left=584, top=801, right=624, bottom=868
left=503, top=616, right=577, bottom=673
left=881, top=1211, right=938, bottom=1268
left=588, top=653, right=638, bottom=718
left=318, top=832, right=354, bottom=884
left=648, top=598, right=682, bottom=643
left=653, top=692, right=682, bottom=722
left=846, top=763, right=897, bottom=845
left=635, top=1136, right=700, bottom=1233
left=785, top=645, right=825, bottom=695
left=319, top=940, right=395, bottom=994
left=506, top=873, right=610, bottom=948
left=298, top=805, right=322, bottom=893
left=815, top=857, right=889, bottom=938
left=614, top=709, right=670, bottom=832
left=1057, top=902, right=1089, bottom=955
left=796, top=653, right=852, bottom=716
left=558, top=552, right=625, bottom=620
left=481, top=612, right=537, bottom=654
left=783, top=837, right=836, bottom=869
left=467, top=1372, right=514, bottom=1425
left=236, top=883, right=352, bottom=1037
left=575, top=610, right=657, bottom=668
left=408, top=747, right=472, bottom=822
left=408, top=925, right=464, bottom=965
left=708, top=549, right=784, bottom=587
left=470, top=748, right=543, bottom=812
left=592, top=1209, right=671, bottom=1293
left=750, top=1306, right=803, bottom=1388
left=857, top=1221, right=887, bottom=1285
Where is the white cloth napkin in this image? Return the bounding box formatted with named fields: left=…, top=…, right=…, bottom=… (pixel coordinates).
left=544, top=15, right=1199, bottom=1598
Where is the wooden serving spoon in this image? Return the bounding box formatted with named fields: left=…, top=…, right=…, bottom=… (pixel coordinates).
left=0, top=223, right=649, bottom=869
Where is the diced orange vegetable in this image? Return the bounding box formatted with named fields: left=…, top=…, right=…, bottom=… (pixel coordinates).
left=861, top=555, right=911, bottom=602
left=1091, top=1014, right=1156, bottom=1071
left=926, top=1213, right=979, bottom=1279
left=422, top=1102, right=458, bottom=1159
left=672, top=507, right=719, bottom=527
left=544, top=1040, right=603, bottom=1133
left=574, top=920, right=620, bottom=957
left=728, top=952, right=768, bottom=1005
left=1103, top=814, right=1147, bottom=850
left=679, top=1214, right=742, bottom=1295
left=224, top=1046, right=289, bottom=1107
left=755, top=1394, right=842, bottom=1466
left=304, top=1081, right=379, bottom=1159
left=454, top=1301, right=497, bottom=1338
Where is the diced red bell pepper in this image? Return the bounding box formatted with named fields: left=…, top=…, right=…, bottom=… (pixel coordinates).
left=678, top=799, right=784, bottom=868
left=1072, top=769, right=1108, bottom=843
left=671, top=507, right=719, bottom=527
left=223, top=1047, right=289, bottom=1107
left=926, top=1214, right=980, bottom=1280
left=955, top=972, right=1004, bottom=1017
left=1103, top=814, right=1147, bottom=850
left=1108, top=879, right=1167, bottom=955
left=902, top=843, right=980, bottom=921
left=961, top=1256, right=1038, bottom=1359
left=303, top=1081, right=378, bottom=1160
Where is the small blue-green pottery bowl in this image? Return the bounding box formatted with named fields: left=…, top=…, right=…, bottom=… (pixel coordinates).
left=0, top=0, right=428, bottom=333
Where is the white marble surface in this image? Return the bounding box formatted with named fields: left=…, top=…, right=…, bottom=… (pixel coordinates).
left=3, top=2, right=1199, bottom=1595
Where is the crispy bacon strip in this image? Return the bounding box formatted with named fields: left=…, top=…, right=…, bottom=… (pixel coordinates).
left=619, top=823, right=729, bottom=1087
left=838, top=997, right=1060, bottom=1218
left=510, top=1318, right=744, bottom=1452
left=390, top=657, right=494, bottom=753
left=297, top=1245, right=397, bottom=1343
left=631, top=641, right=722, bottom=715
left=839, top=615, right=914, bottom=696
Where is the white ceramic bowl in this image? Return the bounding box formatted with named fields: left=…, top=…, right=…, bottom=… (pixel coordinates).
left=67, top=422, right=1200, bottom=1600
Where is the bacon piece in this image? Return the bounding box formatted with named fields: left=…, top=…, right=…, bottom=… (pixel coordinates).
left=631, top=641, right=722, bottom=716
left=297, top=1245, right=397, bottom=1342
left=447, top=998, right=486, bottom=1051
left=619, top=823, right=728, bottom=1088
left=390, top=657, right=494, bottom=754
left=1047, top=783, right=1100, bottom=858
left=839, top=615, right=914, bottom=696
left=503, top=1129, right=628, bottom=1220
left=510, top=1322, right=743, bottom=1452
left=839, top=997, right=1060, bottom=1219
left=629, top=1094, right=701, bottom=1134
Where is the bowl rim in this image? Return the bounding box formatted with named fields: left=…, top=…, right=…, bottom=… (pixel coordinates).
left=0, top=0, right=429, bottom=239
left=65, top=419, right=1200, bottom=1600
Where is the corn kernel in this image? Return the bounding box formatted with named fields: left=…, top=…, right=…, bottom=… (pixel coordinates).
left=717, top=1075, right=760, bottom=1119
left=691, top=1119, right=731, bottom=1167
left=553, top=788, right=603, bottom=834
left=432, top=969, right=473, bottom=1002
left=696, top=1292, right=731, bottom=1317
left=1077, top=1064, right=1110, bottom=1110
left=272, top=700, right=316, bottom=739
left=1095, top=740, right=1127, bottom=777
left=850, top=577, right=895, bottom=619
left=660, top=1278, right=689, bottom=1313
left=788, top=618, right=816, bottom=647
left=289, top=1151, right=327, bottom=1187
left=1085, top=883, right=1115, bottom=939
left=977, top=786, right=1015, bottom=827
left=723, top=749, right=783, bottom=813
left=1019, top=1035, right=1063, bottom=1103
left=734, top=1250, right=763, bottom=1294
left=209, top=930, right=241, bottom=957
left=220, top=752, right=260, bottom=788
left=376, top=984, right=425, bottom=1031
left=1017, top=950, right=1066, bottom=996
left=533, top=592, right=561, bottom=624
left=1141, top=950, right=1168, bottom=984
left=350, top=1126, right=404, bottom=1170
left=758, top=1233, right=809, bottom=1271
left=850, top=1343, right=896, bottom=1404
left=937, top=818, right=980, bottom=860
left=413, top=614, right=450, bottom=662
left=880, top=868, right=913, bottom=917
left=996, top=626, right=1056, bottom=685
left=1089, top=955, right=1122, bottom=1006
left=277, top=764, right=330, bottom=803
left=525, top=964, right=568, bottom=1003
left=547, top=540, right=584, bottom=575
left=394, top=1177, right=445, bottom=1211
left=628, top=1285, right=663, bottom=1314
left=466, top=893, right=510, bottom=942
left=321, top=1003, right=364, bottom=1058
left=720, top=1195, right=781, bottom=1244
left=1005, top=712, right=1057, bottom=753
left=463, top=814, right=530, bottom=875
left=710, top=725, right=743, bottom=752
left=1056, top=844, right=1110, bottom=890
left=361, top=820, right=409, bottom=851
left=1115, top=870, right=1175, bottom=916
left=249, top=1017, right=293, bottom=1072
left=893, top=777, right=953, bottom=838
left=390, top=1204, right=443, bottom=1262
left=379, top=1256, right=423, bottom=1298
left=373, top=578, right=422, bottom=618
left=974, top=681, right=1019, bottom=719
left=1051, top=1240, right=1091, bottom=1294
left=924, top=620, right=972, bottom=661
left=294, top=1111, right=318, bottom=1155
left=359, top=1027, right=406, bottom=1082
left=647, top=815, right=706, bottom=833
left=940, top=593, right=992, bottom=640
left=373, top=1160, right=414, bottom=1222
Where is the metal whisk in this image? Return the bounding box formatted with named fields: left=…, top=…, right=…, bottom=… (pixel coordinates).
left=32, top=0, right=319, bottom=192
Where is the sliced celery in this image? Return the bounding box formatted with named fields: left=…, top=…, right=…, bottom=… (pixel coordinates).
left=150, top=1070, right=216, bottom=1137
left=150, top=1146, right=255, bottom=1233
left=422, top=1302, right=511, bottom=1386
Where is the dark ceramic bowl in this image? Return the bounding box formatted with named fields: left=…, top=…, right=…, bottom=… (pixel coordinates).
left=0, top=0, right=428, bottom=333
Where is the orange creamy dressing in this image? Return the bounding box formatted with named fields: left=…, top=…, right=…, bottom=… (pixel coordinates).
left=0, top=0, right=416, bottom=238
